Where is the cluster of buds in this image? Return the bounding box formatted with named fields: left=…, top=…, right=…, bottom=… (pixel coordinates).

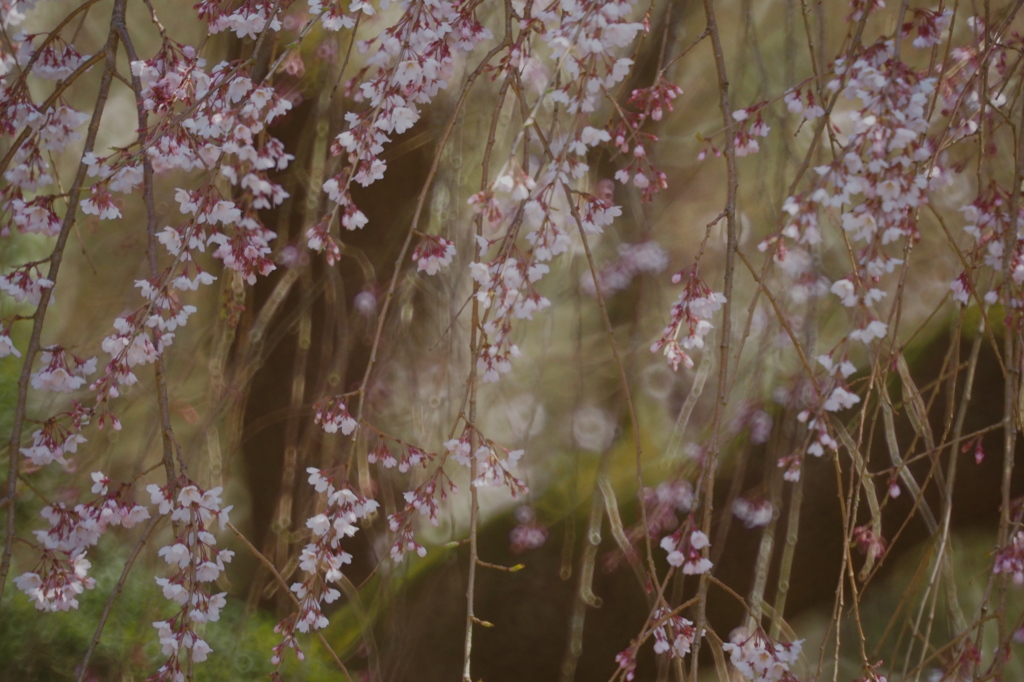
left=615, top=644, right=639, bottom=681
left=271, top=468, right=378, bottom=668
left=148, top=482, right=234, bottom=680
left=605, top=77, right=682, bottom=201
left=853, top=659, right=890, bottom=682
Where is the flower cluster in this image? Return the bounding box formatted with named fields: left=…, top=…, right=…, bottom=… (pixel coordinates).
left=752, top=38, right=945, bottom=436
left=14, top=472, right=149, bottom=612
left=461, top=0, right=661, bottom=383
left=31, top=346, right=96, bottom=393
left=606, top=77, right=682, bottom=200
left=605, top=479, right=695, bottom=572
left=786, top=408, right=838, bottom=481
left=196, top=0, right=282, bottom=38
left=660, top=528, right=713, bottom=575
left=732, top=497, right=773, bottom=529
left=728, top=106, right=772, bottom=157
left=722, top=629, right=803, bottom=681
left=313, top=396, right=359, bottom=436
left=413, top=234, right=457, bottom=275
left=509, top=506, right=548, bottom=553
left=651, top=269, right=727, bottom=371
left=853, top=524, right=887, bottom=564
left=148, top=482, right=234, bottom=680
left=444, top=430, right=527, bottom=494
left=644, top=480, right=694, bottom=534
left=952, top=184, right=1024, bottom=311
left=13, top=551, right=94, bottom=614
left=20, top=400, right=90, bottom=468
left=367, top=437, right=433, bottom=473
left=387, top=470, right=458, bottom=561
left=903, top=8, right=952, bottom=49
left=816, top=352, right=860, bottom=413
left=309, top=0, right=491, bottom=261
left=469, top=258, right=549, bottom=382
left=0, top=263, right=54, bottom=304
left=651, top=608, right=698, bottom=660
left=271, top=469, right=378, bottom=667
left=993, top=531, right=1024, bottom=585
left=580, top=239, right=669, bottom=297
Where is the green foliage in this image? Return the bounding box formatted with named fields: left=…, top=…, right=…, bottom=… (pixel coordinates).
left=0, top=547, right=341, bottom=681
left=0, top=358, right=17, bottom=440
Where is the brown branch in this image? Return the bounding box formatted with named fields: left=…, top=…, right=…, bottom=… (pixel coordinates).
left=690, top=0, right=740, bottom=672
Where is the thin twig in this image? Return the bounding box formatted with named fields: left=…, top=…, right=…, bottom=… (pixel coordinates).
left=76, top=514, right=162, bottom=682
left=0, top=0, right=125, bottom=609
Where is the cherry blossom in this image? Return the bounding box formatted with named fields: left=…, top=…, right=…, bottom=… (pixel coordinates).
left=722, top=628, right=803, bottom=681
left=651, top=608, right=699, bottom=660
left=651, top=269, right=726, bottom=371
left=313, top=396, right=359, bottom=436
left=148, top=480, right=233, bottom=681
left=271, top=469, right=378, bottom=668
left=660, top=528, right=713, bottom=575
left=413, top=235, right=457, bottom=275
left=14, top=472, right=149, bottom=612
